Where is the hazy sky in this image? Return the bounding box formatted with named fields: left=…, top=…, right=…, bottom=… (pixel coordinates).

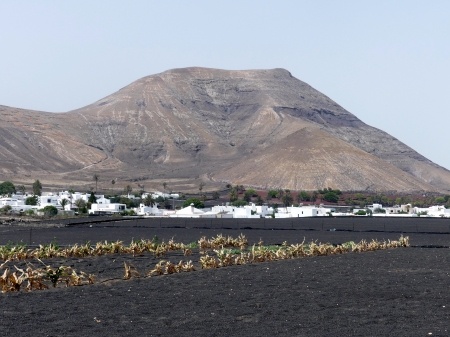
left=1, top=1, right=449, bottom=168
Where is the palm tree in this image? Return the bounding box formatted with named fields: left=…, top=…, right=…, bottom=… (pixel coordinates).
left=255, top=194, right=264, bottom=206
left=199, top=182, right=205, bottom=194
left=212, top=191, right=220, bottom=200
left=111, top=179, right=116, bottom=193
left=163, top=182, right=167, bottom=195
left=75, top=199, right=86, bottom=213
left=281, top=191, right=293, bottom=207
left=229, top=187, right=238, bottom=202
left=59, top=198, right=69, bottom=211
left=138, top=184, right=145, bottom=196
left=124, top=185, right=132, bottom=196
left=93, top=174, right=99, bottom=193
left=18, top=185, right=26, bottom=195
left=144, top=194, right=156, bottom=207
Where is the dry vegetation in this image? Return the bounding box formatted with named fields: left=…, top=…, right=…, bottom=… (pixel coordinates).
left=0, top=259, right=94, bottom=293
left=1, top=234, right=409, bottom=293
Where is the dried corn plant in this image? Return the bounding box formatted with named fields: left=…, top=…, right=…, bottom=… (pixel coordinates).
left=123, top=262, right=141, bottom=280
left=0, top=260, right=94, bottom=293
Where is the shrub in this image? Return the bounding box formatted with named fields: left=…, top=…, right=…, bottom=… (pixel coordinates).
left=297, top=191, right=311, bottom=202
left=182, top=198, right=204, bottom=209
left=243, top=192, right=252, bottom=202
left=42, top=205, right=58, bottom=217
left=355, top=210, right=367, bottom=216
left=25, top=196, right=38, bottom=205
left=245, top=189, right=257, bottom=197
left=0, top=205, right=12, bottom=214
left=323, top=192, right=339, bottom=203
left=231, top=200, right=248, bottom=207
left=373, top=208, right=386, bottom=213
left=25, top=209, right=35, bottom=216
left=267, top=190, right=277, bottom=198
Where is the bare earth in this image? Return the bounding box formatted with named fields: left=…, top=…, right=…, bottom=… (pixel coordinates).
left=1, top=219, right=449, bottom=336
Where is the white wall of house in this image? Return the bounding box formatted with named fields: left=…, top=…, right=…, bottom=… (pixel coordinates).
left=169, top=204, right=205, bottom=218
left=288, top=207, right=319, bottom=217
left=89, top=203, right=126, bottom=214
left=134, top=203, right=163, bottom=216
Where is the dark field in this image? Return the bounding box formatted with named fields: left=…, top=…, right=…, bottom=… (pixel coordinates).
left=1, top=218, right=450, bottom=336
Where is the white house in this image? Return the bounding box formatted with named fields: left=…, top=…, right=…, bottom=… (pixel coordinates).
left=0, top=197, right=33, bottom=213
left=89, top=203, right=126, bottom=215
left=134, top=203, right=163, bottom=216
left=169, top=203, right=205, bottom=218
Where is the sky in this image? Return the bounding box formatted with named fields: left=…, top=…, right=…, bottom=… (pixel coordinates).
left=1, top=1, right=449, bottom=168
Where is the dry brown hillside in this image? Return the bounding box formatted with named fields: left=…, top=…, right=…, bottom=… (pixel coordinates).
left=0, top=67, right=449, bottom=193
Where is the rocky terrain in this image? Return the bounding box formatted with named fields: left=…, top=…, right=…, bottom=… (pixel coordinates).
left=1, top=67, right=449, bottom=192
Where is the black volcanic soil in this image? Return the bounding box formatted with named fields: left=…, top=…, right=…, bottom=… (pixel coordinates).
left=1, top=220, right=450, bottom=336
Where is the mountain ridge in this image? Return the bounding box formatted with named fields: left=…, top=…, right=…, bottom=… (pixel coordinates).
left=0, top=67, right=448, bottom=193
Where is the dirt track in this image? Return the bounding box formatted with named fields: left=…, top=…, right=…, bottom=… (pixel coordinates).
left=1, top=221, right=449, bottom=336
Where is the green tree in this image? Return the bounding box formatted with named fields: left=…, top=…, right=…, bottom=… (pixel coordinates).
left=323, top=192, right=339, bottom=203
left=267, top=190, right=277, bottom=198
left=276, top=189, right=285, bottom=199
left=232, top=200, right=248, bottom=207
left=124, top=185, right=133, bottom=196
left=255, top=194, right=264, bottom=206
left=144, top=194, right=156, bottom=207
left=182, top=198, right=204, bottom=209
left=435, top=197, right=446, bottom=204
left=0, top=181, right=16, bottom=195
left=212, top=191, right=220, bottom=200
left=88, top=192, right=97, bottom=204
left=229, top=187, right=238, bottom=202
left=42, top=205, right=58, bottom=217
left=59, top=198, right=69, bottom=210
left=17, top=185, right=26, bottom=195
left=75, top=199, right=87, bottom=213
left=245, top=188, right=257, bottom=197
left=344, top=197, right=354, bottom=205
left=93, top=174, right=99, bottom=192
left=25, top=196, right=38, bottom=205
left=355, top=193, right=364, bottom=201
left=243, top=191, right=252, bottom=202
left=281, top=190, right=293, bottom=207
left=297, top=191, right=311, bottom=202
left=32, top=180, right=42, bottom=196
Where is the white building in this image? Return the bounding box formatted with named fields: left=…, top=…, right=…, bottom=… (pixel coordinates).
left=134, top=203, right=163, bottom=216
left=89, top=202, right=126, bottom=214
left=169, top=203, right=205, bottom=218
left=0, top=197, right=33, bottom=213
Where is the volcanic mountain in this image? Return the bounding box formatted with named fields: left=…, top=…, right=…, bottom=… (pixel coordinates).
left=1, top=67, right=449, bottom=193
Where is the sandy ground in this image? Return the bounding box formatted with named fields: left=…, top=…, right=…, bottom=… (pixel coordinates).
left=1, top=222, right=449, bottom=336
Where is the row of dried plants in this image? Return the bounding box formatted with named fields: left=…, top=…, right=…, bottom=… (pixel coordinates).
left=199, top=236, right=410, bottom=269
left=123, top=236, right=409, bottom=280
left=0, top=259, right=94, bottom=293
left=0, top=235, right=206, bottom=261
left=123, top=260, right=195, bottom=280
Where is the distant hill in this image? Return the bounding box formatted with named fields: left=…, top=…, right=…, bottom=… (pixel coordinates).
left=1, top=67, right=449, bottom=193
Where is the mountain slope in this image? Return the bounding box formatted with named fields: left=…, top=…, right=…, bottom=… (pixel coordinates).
left=0, top=67, right=448, bottom=192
